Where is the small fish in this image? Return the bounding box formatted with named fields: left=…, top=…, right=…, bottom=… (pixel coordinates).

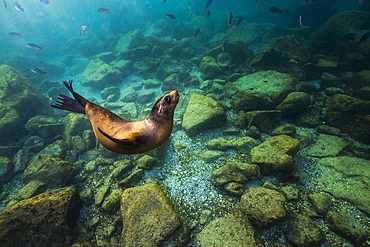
left=233, top=17, right=243, bottom=29
left=221, top=41, right=228, bottom=51
left=7, top=32, right=23, bottom=37
left=31, top=68, right=49, bottom=77
left=305, top=0, right=320, bottom=6
left=298, top=15, right=303, bottom=27
left=40, top=0, right=49, bottom=4
left=356, top=31, right=370, bottom=46
left=191, top=27, right=200, bottom=39
left=255, top=0, right=258, bottom=8
left=204, top=0, right=212, bottom=10
left=359, top=0, right=370, bottom=9
left=342, top=33, right=360, bottom=42
left=3, top=1, right=7, bottom=8
left=292, top=34, right=302, bottom=46
left=25, top=43, right=44, bottom=52
left=97, top=6, right=109, bottom=13
left=227, top=11, right=233, bottom=28
left=165, top=13, right=176, bottom=19
left=79, top=24, right=89, bottom=35
left=267, top=6, right=288, bottom=15
left=207, top=9, right=211, bottom=19
left=13, top=2, right=24, bottom=13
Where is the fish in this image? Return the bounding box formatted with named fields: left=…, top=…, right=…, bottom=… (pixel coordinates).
left=342, top=33, right=360, bottom=42
left=40, top=0, right=49, bottom=4
left=13, top=2, right=24, bottom=13
left=97, top=7, right=109, bottom=13
left=165, top=13, right=176, bottom=19
left=31, top=68, right=49, bottom=77
left=3, top=1, right=7, bottom=8
left=207, top=9, right=211, bottom=19
left=79, top=24, right=89, bottom=35
left=191, top=27, right=200, bottom=39
left=292, top=34, right=302, bottom=46
left=227, top=11, right=233, bottom=28
left=204, top=0, right=212, bottom=10
left=305, top=0, right=320, bottom=6
left=356, top=31, right=370, bottom=46
left=267, top=6, right=288, bottom=15
left=255, top=0, right=258, bottom=8
left=359, top=0, right=370, bottom=9
left=25, top=43, right=44, bottom=52
left=298, top=15, right=303, bottom=27
left=221, top=41, right=228, bottom=51
left=233, top=17, right=243, bottom=29
left=7, top=32, right=23, bottom=37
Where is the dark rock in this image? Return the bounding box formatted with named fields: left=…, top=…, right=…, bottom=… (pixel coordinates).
left=0, top=156, right=12, bottom=185
left=37, top=123, right=64, bottom=139
left=249, top=47, right=284, bottom=71
left=16, top=180, right=47, bottom=200
left=206, top=136, right=259, bottom=153
left=315, top=125, right=341, bottom=136
left=162, top=73, right=185, bottom=92
left=224, top=182, right=244, bottom=196
left=120, top=183, right=184, bottom=246
left=82, top=130, right=96, bottom=150
left=247, top=110, right=282, bottom=134
left=137, top=155, right=156, bottom=170
left=102, top=188, right=124, bottom=213
left=280, top=186, right=300, bottom=201
left=118, top=169, right=144, bottom=187
left=308, top=193, right=332, bottom=215
left=234, top=110, right=248, bottom=128
left=25, top=115, right=57, bottom=134
left=0, top=187, right=81, bottom=247
left=297, top=81, right=317, bottom=94
left=276, top=92, right=311, bottom=115
left=63, top=113, right=91, bottom=146
left=13, top=148, right=30, bottom=173
left=199, top=56, right=221, bottom=80
left=325, top=208, right=368, bottom=246
left=240, top=187, right=286, bottom=228
left=246, top=126, right=261, bottom=139
left=231, top=90, right=274, bottom=112
left=272, top=124, right=296, bottom=137
left=71, top=135, right=87, bottom=154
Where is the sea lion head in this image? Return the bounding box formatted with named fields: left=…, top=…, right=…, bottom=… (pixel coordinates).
left=150, top=90, right=180, bottom=120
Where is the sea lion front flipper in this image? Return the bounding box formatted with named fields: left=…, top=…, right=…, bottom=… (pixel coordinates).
left=98, top=127, right=132, bottom=146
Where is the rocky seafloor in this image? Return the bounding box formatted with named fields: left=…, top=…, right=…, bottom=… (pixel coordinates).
left=0, top=9, right=370, bottom=247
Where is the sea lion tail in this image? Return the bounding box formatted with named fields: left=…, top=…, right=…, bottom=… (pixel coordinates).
left=51, top=80, right=88, bottom=114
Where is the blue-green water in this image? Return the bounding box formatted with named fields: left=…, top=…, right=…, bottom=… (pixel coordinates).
left=0, top=0, right=369, bottom=246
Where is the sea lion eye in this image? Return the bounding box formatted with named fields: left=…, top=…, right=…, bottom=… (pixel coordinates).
left=164, top=96, right=171, bottom=103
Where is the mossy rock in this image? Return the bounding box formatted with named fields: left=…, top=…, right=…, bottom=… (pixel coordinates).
left=82, top=59, right=122, bottom=89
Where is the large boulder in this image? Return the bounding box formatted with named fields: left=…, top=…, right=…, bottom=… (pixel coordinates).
left=82, top=59, right=123, bottom=89
left=114, top=29, right=145, bottom=58
left=0, top=187, right=81, bottom=247
left=182, top=93, right=226, bottom=136
left=120, top=183, right=185, bottom=246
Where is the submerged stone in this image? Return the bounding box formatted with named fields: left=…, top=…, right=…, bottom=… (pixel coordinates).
left=307, top=134, right=347, bottom=157
left=82, top=59, right=122, bottom=89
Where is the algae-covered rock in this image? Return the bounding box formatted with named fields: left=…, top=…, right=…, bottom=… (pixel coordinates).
left=308, top=193, right=332, bottom=215
left=114, top=29, right=145, bottom=57
left=82, top=59, right=122, bottom=89
left=246, top=110, right=282, bottom=134
left=199, top=56, right=221, bottom=80
left=240, top=187, right=286, bottom=228
left=23, top=154, right=77, bottom=187
left=212, top=160, right=260, bottom=187
left=0, top=104, right=21, bottom=143
left=231, top=90, right=274, bottom=112
left=196, top=214, right=264, bottom=247
left=307, top=134, right=347, bottom=157
left=316, top=156, right=370, bottom=214
left=276, top=92, right=311, bottom=115
left=16, top=180, right=47, bottom=200
left=206, top=136, right=259, bottom=154
left=0, top=186, right=81, bottom=247
left=102, top=188, right=124, bottom=213
left=249, top=47, right=284, bottom=70
left=120, top=183, right=183, bottom=246
left=63, top=113, right=91, bottom=146
left=25, top=115, right=57, bottom=134
left=182, top=93, right=226, bottom=136
left=136, top=155, right=156, bottom=170
left=272, top=124, right=296, bottom=137
left=0, top=156, right=12, bottom=185
left=250, top=135, right=300, bottom=174
left=284, top=214, right=324, bottom=247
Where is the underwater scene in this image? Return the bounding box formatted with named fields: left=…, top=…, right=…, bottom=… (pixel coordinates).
left=0, top=0, right=370, bottom=246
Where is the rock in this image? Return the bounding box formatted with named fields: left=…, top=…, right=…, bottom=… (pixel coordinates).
left=13, top=148, right=30, bottom=173
left=36, top=139, right=68, bottom=159
left=63, top=113, right=91, bottom=145
left=16, top=180, right=47, bottom=200
left=102, top=188, right=124, bottom=213
left=272, top=124, right=296, bottom=137
left=114, top=29, right=144, bottom=57
left=280, top=186, right=299, bottom=201
left=357, top=85, right=370, bottom=100
left=276, top=92, right=311, bottom=115
left=23, top=154, right=77, bottom=188
left=308, top=193, right=332, bottom=215
left=246, top=126, right=261, bottom=139
left=212, top=161, right=260, bottom=187
left=156, top=58, right=187, bottom=80
left=200, top=150, right=224, bottom=163
left=315, top=125, right=341, bottom=136
left=162, top=73, right=185, bottom=92
left=240, top=187, right=286, bottom=228
left=246, top=110, right=282, bottom=134
left=325, top=208, right=368, bottom=246
left=0, top=156, right=12, bottom=185
left=136, top=90, right=155, bottom=104
left=196, top=214, right=264, bottom=247
left=231, top=90, right=274, bottom=112
left=120, top=87, right=137, bottom=102
left=224, top=182, right=244, bottom=196
left=82, top=59, right=122, bottom=89
left=326, top=94, right=370, bottom=144
left=121, top=102, right=138, bottom=121
left=284, top=214, right=325, bottom=247
left=25, top=115, right=57, bottom=134
left=223, top=82, right=239, bottom=98
left=82, top=130, right=96, bottom=150
left=306, top=134, right=347, bottom=157
left=217, top=52, right=232, bottom=67
left=206, top=136, right=259, bottom=154
left=199, top=56, right=221, bottom=80
left=137, top=155, right=156, bottom=170
left=250, top=135, right=300, bottom=174
left=120, top=183, right=183, bottom=246
left=249, top=47, right=284, bottom=70
left=100, top=87, right=120, bottom=100
left=315, top=156, right=370, bottom=214
left=95, top=185, right=110, bottom=207
left=143, top=79, right=161, bottom=89
left=0, top=104, right=21, bottom=142
left=182, top=93, right=226, bottom=136
left=199, top=210, right=212, bottom=225
left=118, top=169, right=144, bottom=187
left=71, top=135, right=87, bottom=154
left=0, top=187, right=81, bottom=247
left=233, top=70, right=296, bottom=100
left=107, top=160, right=135, bottom=182
left=24, top=135, right=45, bottom=153
left=37, top=123, right=64, bottom=139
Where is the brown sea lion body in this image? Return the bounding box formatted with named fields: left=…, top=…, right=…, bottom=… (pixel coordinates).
left=51, top=80, right=179, bottom=154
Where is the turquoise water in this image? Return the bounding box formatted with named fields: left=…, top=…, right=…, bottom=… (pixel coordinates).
left=0, top=0, right=370, bottom=246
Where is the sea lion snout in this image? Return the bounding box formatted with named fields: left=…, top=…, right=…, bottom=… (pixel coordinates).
left=169, top=90, right=180, bottom=103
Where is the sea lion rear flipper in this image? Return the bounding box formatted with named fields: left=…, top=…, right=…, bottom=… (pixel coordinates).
left=98, top=127, right=131, bottom=146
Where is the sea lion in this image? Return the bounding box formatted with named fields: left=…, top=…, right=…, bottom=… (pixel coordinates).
left=51, top=80, right=179, bottom=155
